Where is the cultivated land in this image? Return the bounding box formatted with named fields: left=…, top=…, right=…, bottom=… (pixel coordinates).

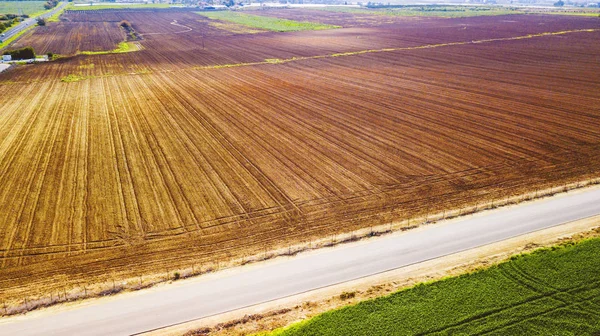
left=0, top=9, right=600, bottom=309
left=11, top=21, right=124, bottom=54
left=270, top=238, right=600, bottom=336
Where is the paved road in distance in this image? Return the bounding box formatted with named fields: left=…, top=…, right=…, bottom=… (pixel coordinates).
left=0, top=3, right=67, bottom=44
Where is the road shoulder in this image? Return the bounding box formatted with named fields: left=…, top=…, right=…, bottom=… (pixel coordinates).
left=160, top=215, right=600, bottom=336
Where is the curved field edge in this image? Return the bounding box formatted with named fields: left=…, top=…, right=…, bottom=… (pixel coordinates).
left=267, top=237, right=600, bottom=336
left=196, top=11, right=340, bottom=32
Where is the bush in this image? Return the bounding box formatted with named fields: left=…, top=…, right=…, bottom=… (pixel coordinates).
left=37, top=18, right=46, bottom=26
left=44, top=0, right=59, bottom=10
left=173, top=272, right=181, bottom=280
left=339, top=291, right=356, bottom=300
left=3, top=47, right=36, bottom=60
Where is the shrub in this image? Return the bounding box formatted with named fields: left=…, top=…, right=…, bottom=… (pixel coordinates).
left=37, top=18, right=46, bottom=26
left=119, top=20, right=131, bottom=29
left=3, top=47, right=36, bottom=60
left=44, top=0, right=59, bottom=10
left=339, top=291, right=356, bottom=300
left=174, top=272, right=181, bottom=280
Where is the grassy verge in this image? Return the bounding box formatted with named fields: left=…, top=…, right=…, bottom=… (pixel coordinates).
left=317, top=6, right=523, bottom=18
left=0, top=24, right=34, bottom=49
left=78, top=41, right=138, bottom=55
left=70, top=3, right=170, bottom=11
left=196, top=11, right=339, bottom=32
left=47, top=2, right=72, bottom=22
left=269, top=238, right=600, bottom=336
left=21, top=1, right=65, bottom=20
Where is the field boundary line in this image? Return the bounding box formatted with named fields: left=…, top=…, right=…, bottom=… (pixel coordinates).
left=6, top=27, right=596, bottom=85
left=188, top=28, right=600, bottom=71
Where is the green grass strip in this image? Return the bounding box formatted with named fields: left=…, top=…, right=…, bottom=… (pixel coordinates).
left=0, top=24, right=35, bottom=50
left=316, top=6, right=523, bottom=18
left=46, top=2, right=72, bottom=22
left=78, top=41, right=137, bottom=55
left=269, top=238, right=600, bottom=336
left=196, top=11, right=339, bottom=32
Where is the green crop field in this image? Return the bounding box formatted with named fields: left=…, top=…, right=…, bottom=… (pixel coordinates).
left=196, top=11, right=339, bottom=32
left=271, top=238, right=600, bottom=336
left=318, top=6, right=522, bottom=18
left=0, top=1, right=46, bottom=15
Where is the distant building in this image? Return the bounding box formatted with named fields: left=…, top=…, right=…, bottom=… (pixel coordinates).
left=2, top=55, right=11, bottom=62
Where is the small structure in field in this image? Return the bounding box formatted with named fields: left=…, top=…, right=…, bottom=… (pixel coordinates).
left=2, top=54, right=11, bottom=62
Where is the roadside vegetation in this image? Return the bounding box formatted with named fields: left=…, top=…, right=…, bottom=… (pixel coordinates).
left=46, top=2, right=71, bottom=22
left=0, top=24, right=33, bottom=48
left=0, top=13, right=30, bottom=35
left=197, top=11, right=340, bottom=32
left=43, top=0, right=58, bottom=10
left=271, top=238, right=600, bottom=336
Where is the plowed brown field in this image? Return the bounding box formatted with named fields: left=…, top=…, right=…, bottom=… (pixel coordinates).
left=11, top=22, right=124, bottom=55
left=1, top=10, right=599, bottom=307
